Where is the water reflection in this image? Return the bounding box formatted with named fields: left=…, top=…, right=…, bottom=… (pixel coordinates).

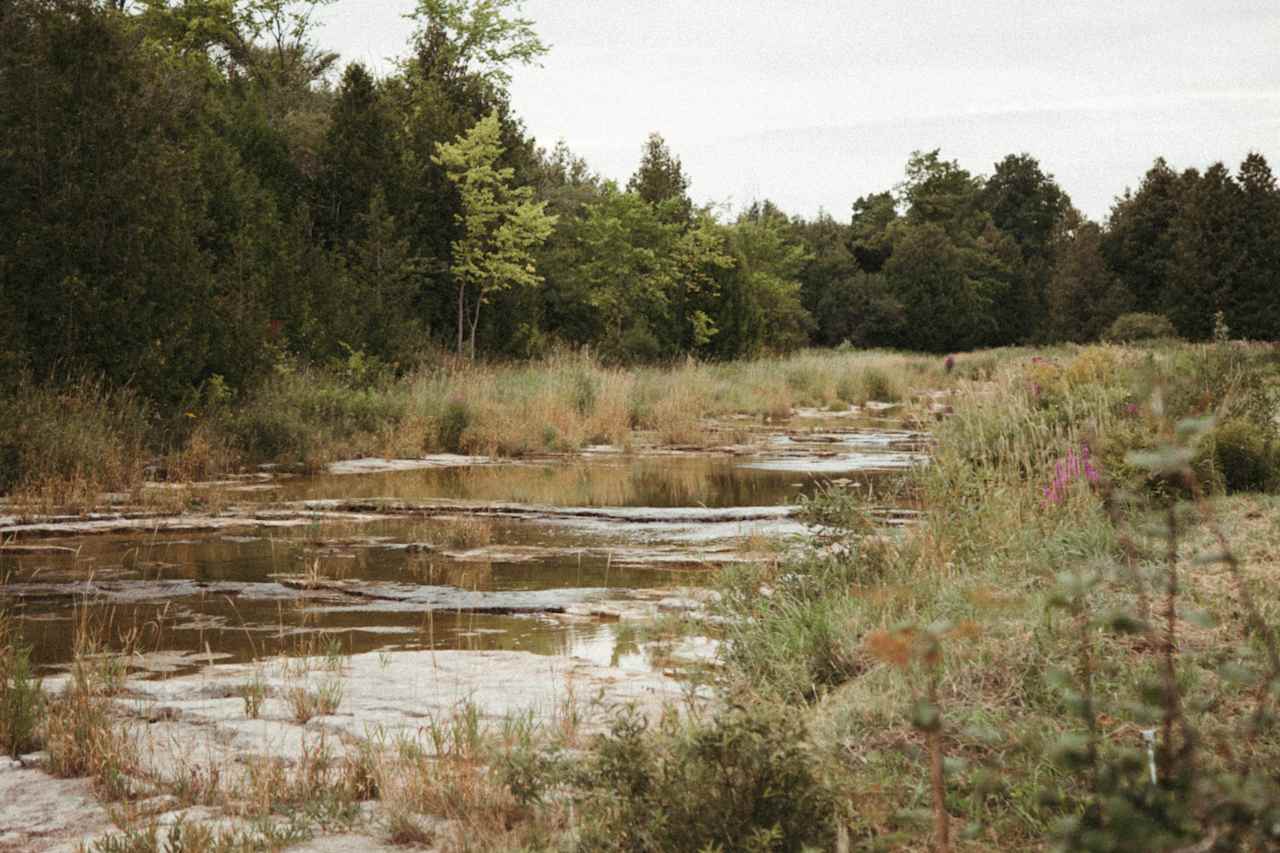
left=3, top=437, right=913, bottom=672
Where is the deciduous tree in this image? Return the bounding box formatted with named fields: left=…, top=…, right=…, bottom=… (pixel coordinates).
left=433, top=111, right=556, bottom=358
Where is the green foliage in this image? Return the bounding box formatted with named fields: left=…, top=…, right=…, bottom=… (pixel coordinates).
left=712, top=205, right=811, bottom=358
left=434, top=110, right=558, bottom=358
left=717, top=485, right=894, bottom=701
left=626, top=133, right=693, bottom=224
left=1045, top=211, right=1132, bottom=342
left=409, top=0, right=548, bottom=87
left=1208, top=418, right=1277, bottom=493
left=0, top=615, right=44, bottom=759
left=1102, top=313, right=1179, bottom=343
left=575, top=704, right=837, bottom=852
left=212, top=369, right=407, bottom=467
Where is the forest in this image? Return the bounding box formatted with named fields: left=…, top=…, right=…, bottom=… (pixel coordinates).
left=2, top=0, right=1278, bottom=410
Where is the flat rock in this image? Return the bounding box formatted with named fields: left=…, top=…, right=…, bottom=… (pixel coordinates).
left=83, top=648, right=700, bottom=786
left=0, top=768, right=113, bottom=852
left=327, top=456, right=493, bottom=475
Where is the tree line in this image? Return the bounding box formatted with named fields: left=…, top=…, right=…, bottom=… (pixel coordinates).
left=2, top=0, right=1277, bottom=404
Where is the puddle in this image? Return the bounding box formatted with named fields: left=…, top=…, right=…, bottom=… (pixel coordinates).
left=2, top=426, right=920, bottom=676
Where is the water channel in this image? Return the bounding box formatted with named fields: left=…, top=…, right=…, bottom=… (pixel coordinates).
left=1, top=422, right=927, bottom=678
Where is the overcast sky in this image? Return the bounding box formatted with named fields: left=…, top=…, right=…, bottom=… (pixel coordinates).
left=315, top=1, right=1280, bottom=222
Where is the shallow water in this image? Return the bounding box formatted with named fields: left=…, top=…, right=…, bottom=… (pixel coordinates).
left=2, top=426, right=923, bottom=675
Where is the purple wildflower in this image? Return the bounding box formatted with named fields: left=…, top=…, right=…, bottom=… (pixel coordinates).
left=1042, top=444, right=1101, bottom=506
left=944, top=354, right=956, bottom=373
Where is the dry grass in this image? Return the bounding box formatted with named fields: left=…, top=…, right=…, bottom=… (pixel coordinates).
left=434, top=516, right=494, bottom=550
left=3, top=346, right=975, bottom=507
left=43, top=615, right=140, bottom=801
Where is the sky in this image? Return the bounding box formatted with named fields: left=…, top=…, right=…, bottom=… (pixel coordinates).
left=315, top=1, right=1280, bottom=222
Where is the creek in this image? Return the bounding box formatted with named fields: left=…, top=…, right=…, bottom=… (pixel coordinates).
left=2, top=420, right=927, bottom=679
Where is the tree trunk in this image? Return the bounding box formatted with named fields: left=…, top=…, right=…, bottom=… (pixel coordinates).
left=468, top=289, right=483, bottom=361
left=456, top=283, right=465, bottom=355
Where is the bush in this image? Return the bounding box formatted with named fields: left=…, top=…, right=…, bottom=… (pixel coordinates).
left=861, top=367, right=900, bottom=402
left=1102, top=313, right=1178, bottom=343
left=1209, top=418, right=1276, bottom=493
left=212, top=370, right=409, bottom=466
left=575, top=704, right=837, bottom=852
left=437, top=399, right=472, bottom=454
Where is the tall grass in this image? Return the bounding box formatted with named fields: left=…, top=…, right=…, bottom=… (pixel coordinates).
left=710, top=342, right=1280, bottom=848
left=0, top=377, right=150, bottom=508
left=1, top=347, right=971, bottom=504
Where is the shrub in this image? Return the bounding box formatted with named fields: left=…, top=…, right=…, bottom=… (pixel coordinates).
left=437, top=398, right=472, bottom=454
left=861, top=367, right=900, bottom=402
left=575, top=704, right=837, bottom=852
left=1209, top=418, right=1276, bottom=493
left=1102, top=313, right=1178, bottom=343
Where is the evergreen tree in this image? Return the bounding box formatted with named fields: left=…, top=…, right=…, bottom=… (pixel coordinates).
left=317, top=62, right=401, bottom=247
left=627, top=133, right=693, bottom=225
left=1103, top=158, right=1184, bottom=316
left=982, top=153, right=1071, bottom=340
left=1230, top=153, right=1280, bottom=340
left=1165, top=163, right=1243, bottom=339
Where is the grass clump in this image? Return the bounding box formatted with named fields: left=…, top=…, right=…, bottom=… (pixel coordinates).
left=0, top=610, right=44, bottom=758
left=44, top=642, right=138, bottom=800
left=373, top=704, right=573, bottom=851
left=574, top=704, right=838, bottom=852
left=436, top=397, right=472, bottom=453
left=285, top=675, right=344, bottom=724
left=212, top=367, right=409, bottom=470
left=435, top=516, right=493, bottom=550
left=84, top=814, right=311, bottom=853
left=238, top=670, right=268, bottom=720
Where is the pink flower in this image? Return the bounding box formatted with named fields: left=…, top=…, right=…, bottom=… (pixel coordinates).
left=1042, top=444, right=1101, bottom=507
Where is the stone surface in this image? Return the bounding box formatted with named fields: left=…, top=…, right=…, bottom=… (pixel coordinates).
left=327, top=456, right=493, bottom=475
left=0, top=767, right=113, bottom=852
left=64, top=647, right=702, bottom=786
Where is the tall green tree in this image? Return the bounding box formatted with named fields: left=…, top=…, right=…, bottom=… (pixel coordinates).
left=627, top=133, right=693, bottom=225
left=711, top=206, right=811, bottom=358
left=1044, top=210, right=1131, bottom=342
left=898, top=149, right=985, bottom=236
left=1103, top=158, right=1184, bottom=316
left=981, top=153, right=1070, bottom=340
left=882, top=223, right=992, bottom=352
left=564, top=185, right=678, bottom=361
left=408, top=0, right=547, bottom=88
left=848, top=191, right=898, bottom=273
left=316, top=62, right=402, bottom=246
left=0, top=0, right=223, bottom=399
left=1164, top=163, right=1243, bottom=338
left=1228, top=153, right=1280, bottom=340
left=433, top=111, right=556, bottom=358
